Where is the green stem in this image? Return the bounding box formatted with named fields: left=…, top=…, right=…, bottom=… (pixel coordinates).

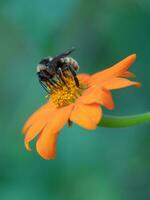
left=99, top=112, right=150, bottom=128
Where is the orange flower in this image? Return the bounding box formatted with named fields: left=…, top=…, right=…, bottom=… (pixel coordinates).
left=22, top=54, right=141, bottom=160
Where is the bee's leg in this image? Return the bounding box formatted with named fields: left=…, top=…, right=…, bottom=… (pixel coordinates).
left=57, top=68, right=68, bottom=86
left=66, top=64, right=79, bottom=87
left=52, top=79, right=62, bottom=87
left=39, top=80, right=50, bottom=93
left=55, top=75, right=64, bottom=88
left=56, top=74, right=62, bottom=82
left=47, top=79, right=59, bottom=89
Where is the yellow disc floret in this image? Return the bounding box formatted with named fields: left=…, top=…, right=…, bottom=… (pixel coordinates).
left=48, top=76, right=86, bottom=108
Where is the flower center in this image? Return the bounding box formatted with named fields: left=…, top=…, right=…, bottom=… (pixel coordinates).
left=47, top=76, right=87, bottom=108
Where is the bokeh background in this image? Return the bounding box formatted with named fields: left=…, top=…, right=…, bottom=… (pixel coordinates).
left=0, top=0, right=150, bottom=199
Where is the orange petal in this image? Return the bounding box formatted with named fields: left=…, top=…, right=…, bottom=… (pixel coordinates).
left=25, top=120, right=46, bottom=151
left=78, top=86, right=114, bottom=110
left=90, top=54, right=136, bottom=85
left=38, top=131, right=59, bottom=160
left=102, top=77, right=141, bottom=90
left=24, top=109, right=56, bottom=151
left=36, top=104, right=73, bottom=160
left=70, top=103, right=102, bottom=130
left=77, top=74, right=90, bottom=84
left=22, top=101, right=56, bottom=134
left=121, top=71, right=135, bottom=78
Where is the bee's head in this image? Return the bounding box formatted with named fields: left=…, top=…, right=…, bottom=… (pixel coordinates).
left=36, top=57, right=53, bottom=72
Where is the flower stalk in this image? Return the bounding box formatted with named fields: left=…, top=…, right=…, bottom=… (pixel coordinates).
left=100, top=112, right=150, bottom=128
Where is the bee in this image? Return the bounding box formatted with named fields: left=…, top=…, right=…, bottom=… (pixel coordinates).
left=36, top=48, right=80, bottom=93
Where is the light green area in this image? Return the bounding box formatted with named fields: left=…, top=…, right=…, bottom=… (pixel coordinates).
left=0, top=0, right=150, bottom=200
left=101, top=112, right=150, bottom=128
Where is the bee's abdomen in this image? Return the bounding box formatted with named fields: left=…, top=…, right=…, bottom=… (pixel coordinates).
left=61, top=57, right=79, bottom=71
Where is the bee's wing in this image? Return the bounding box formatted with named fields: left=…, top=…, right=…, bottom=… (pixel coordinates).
left=51, top=47, right=75, bottom=64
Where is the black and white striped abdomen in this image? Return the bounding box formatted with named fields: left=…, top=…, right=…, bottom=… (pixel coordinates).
left=60, top=57, right=79, bottom=71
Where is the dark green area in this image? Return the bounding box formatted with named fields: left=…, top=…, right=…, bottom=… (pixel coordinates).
left=0, top=0, right=150, bottom=199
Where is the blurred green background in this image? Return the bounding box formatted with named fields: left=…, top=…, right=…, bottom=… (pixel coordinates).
left=0, top=0, right=150, bottom=199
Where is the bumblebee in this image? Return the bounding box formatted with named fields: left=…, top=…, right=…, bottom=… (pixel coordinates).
left=36, top=48, right=79, bottom=93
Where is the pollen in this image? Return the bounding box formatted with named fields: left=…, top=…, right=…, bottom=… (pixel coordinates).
left=49, top=77, right=87, bottom=107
